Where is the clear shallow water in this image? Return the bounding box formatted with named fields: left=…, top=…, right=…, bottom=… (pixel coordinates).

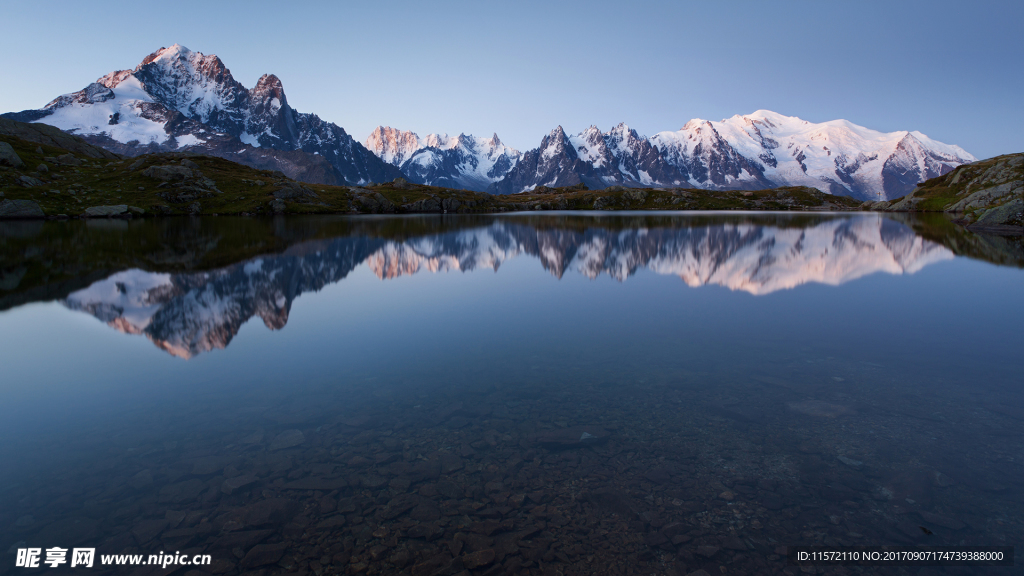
left=0, top=213, right=1022, bottom=576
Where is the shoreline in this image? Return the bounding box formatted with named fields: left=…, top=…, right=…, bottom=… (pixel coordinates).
left=1, top=204, right=1019, bottom=237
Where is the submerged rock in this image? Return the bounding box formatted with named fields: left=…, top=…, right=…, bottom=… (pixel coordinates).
left=787, top=400, right=855, bottom=418
left=533, top=425, right=609, bottom=448
left=240, top=542, right=288, bottom=568
left=269, top=429, right=305, bottom=450
left=222, top=474, right=259, bottom=494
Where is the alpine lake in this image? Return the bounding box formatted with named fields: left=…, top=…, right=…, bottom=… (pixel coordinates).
left=0, top=211, right=1022, bottom=576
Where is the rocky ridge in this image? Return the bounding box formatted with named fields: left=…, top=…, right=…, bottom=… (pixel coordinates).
left=0, top=120, right=864, bottom=220
left=488, top=112, right=976, bottom=200
left=867, top=153, right=1023, bottom=234
left=3, top=45, right=977, bottom=201
left=365, top=127, right=521, bottom=192
left=2, top=44, right=401, bottom=186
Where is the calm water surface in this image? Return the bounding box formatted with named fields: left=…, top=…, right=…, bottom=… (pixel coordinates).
left=0, top=213, right=1022, bottom=576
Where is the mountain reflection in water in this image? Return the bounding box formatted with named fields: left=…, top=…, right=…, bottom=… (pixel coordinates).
left=57, top=214, right=952, bottom=358
left=1, top=212, right=1022, bottom=576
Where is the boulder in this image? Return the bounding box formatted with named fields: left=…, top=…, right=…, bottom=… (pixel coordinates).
left=56, top=153, right=83, bottom=167
left=36, top=163, right=48, bottom=173
left=392, top=177, right=412, bottom=190
left=0, top=141, right=24, bottom=167
left=84, top=205, right=128, bottom=217
left=143, top=165, right=193, bottom=181
left=197, top=176, right=219, bottom=192
left=17, top=175, right=44, bottom=187
left=0, top=199, right=44, bottom=219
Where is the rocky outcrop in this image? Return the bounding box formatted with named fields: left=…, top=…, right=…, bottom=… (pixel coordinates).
left=0, top=199, right=44, bottom=218
left=351, top=190, right=396, bottom=214
left=272, top=182, right=319, bottom=202
left=84, top=205, right=129, bottom=217
left=876, top=153, right=1023, bottom=234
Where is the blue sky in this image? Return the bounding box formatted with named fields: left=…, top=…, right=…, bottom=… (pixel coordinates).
left=2, top=0, right=1020, bottom=159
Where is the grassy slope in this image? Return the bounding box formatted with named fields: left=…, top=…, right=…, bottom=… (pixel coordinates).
left=1, top=132, right=862, bottom=217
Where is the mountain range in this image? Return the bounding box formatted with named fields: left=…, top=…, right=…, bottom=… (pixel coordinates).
left=64, top=216, right=951, bottom=358
left=365, top=127, right=521, bottom=192
left=3, top=44, right=402, bottom=186
left=370, top=114, right=976, bottom=200
left=4, top=44, right=975, bottom=200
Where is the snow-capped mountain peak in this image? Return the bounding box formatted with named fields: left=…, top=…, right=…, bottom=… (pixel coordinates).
left=365, top=126, right=521, bottom=191
left=365, top=126, right=422, bottom=166
left=490, top=111, right=975, bottom=198
left=4, top=44, right=402, bottom=186
left=3, top=44, right=976, bottom=199
left=132, top=45, right=248, bottom=128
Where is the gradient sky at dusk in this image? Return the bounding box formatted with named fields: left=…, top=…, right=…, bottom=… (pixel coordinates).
left=2, top=0, right=1020, bottom=159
